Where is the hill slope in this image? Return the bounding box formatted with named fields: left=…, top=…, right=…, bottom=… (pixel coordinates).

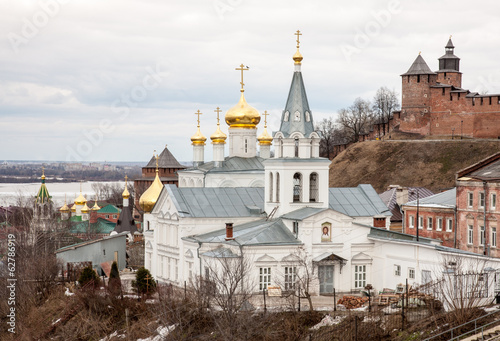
left=329, top=140, right=500, bottom=193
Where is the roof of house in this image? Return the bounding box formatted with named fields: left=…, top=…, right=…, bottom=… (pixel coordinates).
left=281, top=207, right=327, bottom=221
left=144, top=145, right=185, bottom=169
left=456, top=152, right=500, bottom=180
left=55, top=232, right=127, bottom=253
left=401, top=54, right=436, bottom=76
left=97, top=204, right=121, bottom=214
left=180, top=156, right=265, bottom=174
left=328, top=184, right=391, bottom=217
left=404, top=188, right=456, bottom=209
left=183, top=218, right=302, bottom=247
left=166, top=185, right=266, bottom=218
left=69, top=218, right=116, bottom=234
left=379, top=187, right=434, bottom=221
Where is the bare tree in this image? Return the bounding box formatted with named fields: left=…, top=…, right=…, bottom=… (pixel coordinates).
left=316, top=117, right=350, bottom=159
left=337, top=98, right=374, bottom=143
left=372, top=87, right=400, bottom=137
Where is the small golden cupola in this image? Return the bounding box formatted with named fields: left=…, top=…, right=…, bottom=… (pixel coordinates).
left=210, top=107, right=227, bottom=144
left=74, top=183, right=87, bottom=206
left=258, top=110, right=273, bottom=146
left=139, top=153, right=164, bottom=213
left=225, top=64, right=260, bottom=128
left=59, top=195, right=70, bottom=213
left=92, top=197, right=101, bottom=211
left=293, top=30, right=303, bottom=65
left=122, top=175, right=131, bottom=199
left=191, top=110, right=207, bottom=145
left=81, top=202, right=90, bottom=213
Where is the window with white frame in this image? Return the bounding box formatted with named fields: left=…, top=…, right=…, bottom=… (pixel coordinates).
left=269, top=172, right=273, bottom=202
left=259, top=267, right=271, bottom=291
left=408, top=268, right=415, bottom=279
left=446, top=218, right=453, bottom=232
left=492, top=227, right=497, bottom=248
left=480, top=192, right=485, bottom=208
left=491, top=193, right=497, bottom=210
left=284, top=266, right=297, bottom=291
left=480, top=225, right=485, bottom=246
left=437, top=217, right=443, bottom=231
left=468, top=192, right=474, bottom=208
left=394, top=264, right=401, bottom=276
left=418, top=216, right=424, bottom=229
left=293, top=173, right=302, bottom=202
left=354, top=265, right=366, bottom=289
left=422, top=270, right=432, bottom=284
left=427, top=217, right=433, bottom=230
left=468, top=225, right=474, bottom=245
left=409, top=215, right=415, bottom=229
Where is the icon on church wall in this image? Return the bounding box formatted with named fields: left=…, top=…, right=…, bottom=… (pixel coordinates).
left=321, top=223, right=331, bottom=242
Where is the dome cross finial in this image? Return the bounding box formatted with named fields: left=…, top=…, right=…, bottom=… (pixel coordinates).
left=195, top=110, right=203, bottom=126
left=214, top=107, right=222, bottom=124
left=262, top=110, right=269, bottom=127
left=295, top=30, right=302, bottom=48
left=235, top=64, right=249, bottom=92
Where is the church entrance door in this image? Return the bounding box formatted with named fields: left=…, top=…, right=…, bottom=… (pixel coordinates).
left=318, top=265, right=334, bottom=294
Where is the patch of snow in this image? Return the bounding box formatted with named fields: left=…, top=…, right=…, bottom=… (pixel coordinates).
left=137, top=324, right=176, bottom=341
left=52, top=318, right=61, bottom=326
left=99, top=331, right=126, bottom=341
left=352, top=305, right=368, bottom=312
left=483, top=305, right=500, bottom=312
left=64, top=288, right=74, bottom=296
left=311, top=315, right=345, bottom=330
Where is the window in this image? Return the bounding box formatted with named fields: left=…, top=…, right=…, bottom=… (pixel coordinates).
left=309, top=173, right=318, bottom=202
left=294, top=137, right=299, bottom=157
left=468, top=225, right=474, bottom=245
left=106, top=214, right=110, bottom=219
left=394, top=264, right=401, bottom=276
left=437, top=218, right=443, bottom=231
left=409, top=215, right=415, bottom=229
left=480, top=225, right=485, bottom=246
left=468, top=192, right=474, bottom=208
left=408, top=268, right=415, bottom=279
left=245, top=139, right=248, bottom=153
left=276, top=173, right=280, bottom=203
left=446, top=218, right=453, bottom=232
left=492, top=193, right=497, bottom=210
left=492, top=227, right=497, bottom=248
left=294, top=111, right=300, bottom=121
left=354, top=265, right=366, bottom=289
left=269, top=173, right=273, bottom=202
left=284, top=267, right=296, bottom=291
left=418, top=216, right=423, bottom=229
left=422, top=270, right=432, bottom=284
left=293, top=221, right=298, bottom=234
left=175, top=259, right=179, bottom=280
left=113, top=214, right=117, bottom=219
left=480, top=192, right=485, bottom=208
left=259, top=267, right=271, bottom=291
left=427, top=217, right=433, bottom=230
left=293, top=173, right=302, bottom=202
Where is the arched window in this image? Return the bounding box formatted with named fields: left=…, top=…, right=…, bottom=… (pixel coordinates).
left=293, top=173, right=302, bottom=202
left=269, top=172, right=273, bottom=202
left=280, top=138, right=283, bottom=157
left=276, top=172, right=280, bottom=202
left=294, top=137, right=299, bottom=157
left=245, top=139, right=248, bottom=153
left=310, top=172, right=318, bottom=202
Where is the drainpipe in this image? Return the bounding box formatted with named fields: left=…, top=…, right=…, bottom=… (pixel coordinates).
left=484, top=181, right=489, bottom=256
left=197, top=241, right=202, bottom=280
left=453, top=204, right=458, bottom=249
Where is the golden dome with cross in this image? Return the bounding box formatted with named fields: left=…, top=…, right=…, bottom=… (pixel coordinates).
left=225, top=64, right=260, bottom=128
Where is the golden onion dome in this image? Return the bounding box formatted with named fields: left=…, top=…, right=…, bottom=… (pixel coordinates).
left=92, top=201, right=101, bottom=211
left=59, top=203, right=70, bottom=212
left=122, top=186, right=130, bottom=199
left=210, top=124, right=227, bottom=144
left=191, top=126, right=207, bottom=145
left=139, top=171, right=163, bottom=213
left=71, top=205, right=76, bottom=213
left=258, top=127, right=273, bottom=145
left=225, top=91, right=260, bottom=128
left=81, top=203, right=90, bottom=213
left=74, top=192, right=87, bottom=206
left=293, top=48, right=303, bottom=64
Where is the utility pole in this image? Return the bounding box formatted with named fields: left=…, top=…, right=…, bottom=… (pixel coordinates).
left=416, top=188, right=420, bottom=242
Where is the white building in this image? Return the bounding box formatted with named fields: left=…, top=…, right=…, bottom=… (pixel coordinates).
left=142, top=34, right=500, bottom=299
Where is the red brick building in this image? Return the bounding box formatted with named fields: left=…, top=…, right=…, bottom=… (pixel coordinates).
left=402, top=188, right=456, bottom=247
left=396, top=38, right=500, bottom=139
left=455, top=152, right=500, bottom=258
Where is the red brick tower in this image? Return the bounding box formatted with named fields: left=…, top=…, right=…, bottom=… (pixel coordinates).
left=400, top=54, right=437, bottom=135
left=436, top=37, right=462, bottom=87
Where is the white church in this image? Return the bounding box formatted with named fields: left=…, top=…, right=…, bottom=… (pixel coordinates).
left=140, top=33, right=500, bottom=299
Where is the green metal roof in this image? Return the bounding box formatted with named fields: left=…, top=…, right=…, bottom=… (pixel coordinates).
left=97, top=204, right=121, bottom=214
left=69, top=218, right=116, bottom=234
left=35, top=180, right=51, bottom=204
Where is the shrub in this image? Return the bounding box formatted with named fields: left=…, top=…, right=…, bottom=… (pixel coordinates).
left=78, top=266, right=100, bottom=289
left=132, top=267, right=156, bottom=295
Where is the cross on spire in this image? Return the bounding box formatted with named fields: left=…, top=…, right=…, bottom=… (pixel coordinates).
left=195, top=110, right=203, bottom=126
left=214, top=107, right=222, bottom=124
left=262, top=110, right=269, bottom=127
left=295, top=30, right=302, bottom=48
left=235, top=64, right=249, bottom=92
left=124, top=175, right=128, bottom=184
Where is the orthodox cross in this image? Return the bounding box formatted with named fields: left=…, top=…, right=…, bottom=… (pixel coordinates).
left=262, top=110, right=269, bottom=127
left=295, top=30, right=302, bottom=48
left=124, top=175, right=128, bottom=185
left=235, top=64, right=249, bottom=91
left=145, top=274, right=151, bottom=293
left=195, top=110, right=203, bottom=126
left=214, top=107, right=222, bottom=124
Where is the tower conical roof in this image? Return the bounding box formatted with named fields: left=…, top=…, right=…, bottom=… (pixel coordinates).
left=145, top=145, right=185, bottom=169
left=35, top=170, right=51, bottom=204
left=401, top=54, right=436, bottom=76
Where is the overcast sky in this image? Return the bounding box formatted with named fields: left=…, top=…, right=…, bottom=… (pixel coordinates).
left=1, top=0, right=500, bottom=163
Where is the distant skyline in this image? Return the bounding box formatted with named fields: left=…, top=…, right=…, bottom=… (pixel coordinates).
left=2, top=0, right=500, bottom=162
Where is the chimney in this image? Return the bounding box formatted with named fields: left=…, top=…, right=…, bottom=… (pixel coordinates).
left=90, top=209, right=98, bottom=224
left=396, top=187, right=409, bottom=205
left=225, top=222, right=234, bottom=241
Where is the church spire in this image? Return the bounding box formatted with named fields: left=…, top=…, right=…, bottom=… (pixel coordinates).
left=35, top=167, right=51, bottom=204
left=278, top=30, right=314, bottom=138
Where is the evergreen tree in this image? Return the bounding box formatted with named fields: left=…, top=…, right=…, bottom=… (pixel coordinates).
left=78, top=266, right=100, bottom=289
left=132, top=267, right=156, bottom=295
left=108, top=261, right=122, bottom=296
